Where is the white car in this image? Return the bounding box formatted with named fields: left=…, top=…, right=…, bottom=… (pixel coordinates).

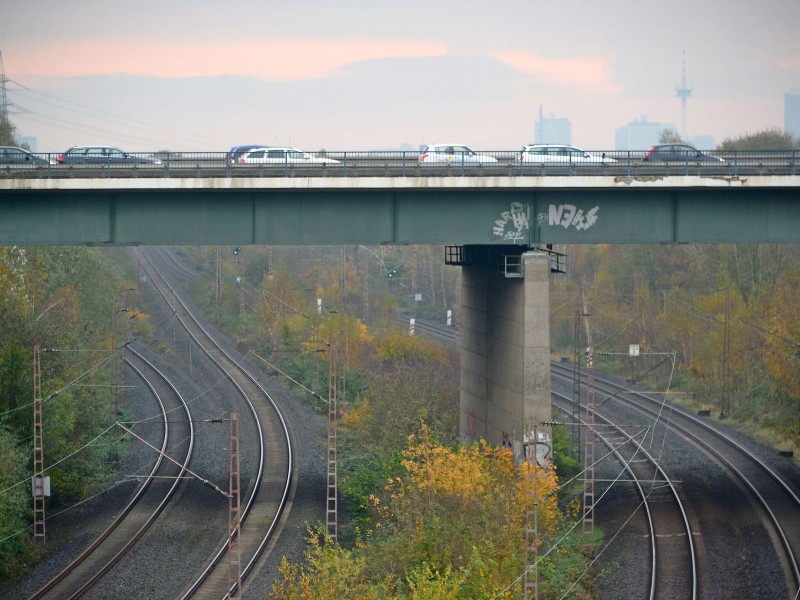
left=237, top=147, right=339, bottom=165
left=517, top=144, right=616, bottom=165
left=418, top=144, right=498, bottom=166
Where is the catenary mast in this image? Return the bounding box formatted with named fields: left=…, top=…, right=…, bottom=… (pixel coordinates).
left=0, top=51, right=10, bottom=123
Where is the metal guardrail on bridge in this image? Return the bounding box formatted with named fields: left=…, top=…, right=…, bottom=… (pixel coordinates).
left=2, top=149, right=799, bottom=178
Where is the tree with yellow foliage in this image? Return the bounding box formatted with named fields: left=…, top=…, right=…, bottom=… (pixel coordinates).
left=271, top=428, right=583, bottom=599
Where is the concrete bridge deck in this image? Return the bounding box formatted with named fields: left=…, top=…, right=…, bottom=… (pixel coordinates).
left=2, top=174, right=798, bottom=246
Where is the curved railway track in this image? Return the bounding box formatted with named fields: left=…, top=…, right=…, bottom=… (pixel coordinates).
left=552, top=391, right=697, bottom=600
left=551, top=361, right=800, bottom=598
left=135, top=246, right=293, bottom=599
left=30, top=346, right=193, bottom=599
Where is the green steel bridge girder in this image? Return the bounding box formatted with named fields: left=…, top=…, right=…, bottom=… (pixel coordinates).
left=1, top=176, right=799, bottom=246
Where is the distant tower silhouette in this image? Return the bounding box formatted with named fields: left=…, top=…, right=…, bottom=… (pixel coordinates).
left=675, top=52, right=692, bottom=140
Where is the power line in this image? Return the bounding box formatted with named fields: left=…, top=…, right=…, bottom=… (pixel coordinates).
left=10, top=83, right=218, bottom=146
left=6, top=77, right=221, bottom=150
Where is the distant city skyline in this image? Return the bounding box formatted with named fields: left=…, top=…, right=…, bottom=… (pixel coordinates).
left=786, top=90, right=800, bottom=140
left=2, top=1, right=798, bottom=152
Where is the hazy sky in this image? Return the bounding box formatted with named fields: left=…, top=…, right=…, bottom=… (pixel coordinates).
left=2, top=0, right=799, bottom=152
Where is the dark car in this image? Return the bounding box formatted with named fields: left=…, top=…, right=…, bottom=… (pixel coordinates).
left=57, top=146, right=162, bottom=165
left=0, top=146, right=55, bottom=165
left=227, top=144, right=267, bottom=165
left=642, top=144, right=723, bottom=163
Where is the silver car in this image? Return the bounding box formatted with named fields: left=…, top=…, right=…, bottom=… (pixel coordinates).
left=237, top=147, right=339, bottom=165
left=517, top=144, right=616, bottom=165
left=418, top=144, right=498, bottom=166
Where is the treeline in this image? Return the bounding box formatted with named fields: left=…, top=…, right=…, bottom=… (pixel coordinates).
left=182, top=236, right=800, bottom=451
left=550, top=243, right=800, bottom=443
left=0, top=247, right=140, bottom=583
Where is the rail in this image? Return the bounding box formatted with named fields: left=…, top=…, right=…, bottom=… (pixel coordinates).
left=551, top=362, right=800, bottom=596
left=2, top=149, right=799, bottom=178
left=552, top=391, right=698, bottom=600
left=136, top=247, right=293, bottom=599
left=30, top=346, right=194, bottom=598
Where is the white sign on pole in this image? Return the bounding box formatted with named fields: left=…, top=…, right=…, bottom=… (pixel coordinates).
left=629, top=344, right=640, bottom=356
left=32, top=476, right=51, bottom=497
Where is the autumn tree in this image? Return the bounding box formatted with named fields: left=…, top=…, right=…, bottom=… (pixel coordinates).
left=759, top=267, right=800, bottom=437
left=0, top=110, right=16, bottom=146
left=659, top=128, right=686, bottom=144
left=272, top=431, right=584, bottom=599
left=338, top=344, right=458, bottom=527
left=717, top=128, right=799, bottom=150
left=0, top=246, right=136, bottom=583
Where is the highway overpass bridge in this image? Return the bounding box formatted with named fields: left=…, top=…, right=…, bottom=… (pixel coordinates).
left=2, top=173, right=799, bottom=458
left=1, top=174, right=798, bottom=245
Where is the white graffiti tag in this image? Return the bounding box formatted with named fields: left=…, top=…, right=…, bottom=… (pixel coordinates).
left=540, top=204, right=600, bottom=231
left=491, top=201, right=530, bottom=241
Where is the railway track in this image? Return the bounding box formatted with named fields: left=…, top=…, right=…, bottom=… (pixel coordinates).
left=551, top=361, right=800, bottom=599
left=136, top=247, right=293, bottom=599
left=30, top=346, right=193, bottom=599
left=396, top=315, right=458, bottom=347
left=552, top=390, right=697, bottom=600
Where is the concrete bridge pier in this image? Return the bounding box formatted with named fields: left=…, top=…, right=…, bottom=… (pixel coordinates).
left=459, top=247, right=552, bottom=461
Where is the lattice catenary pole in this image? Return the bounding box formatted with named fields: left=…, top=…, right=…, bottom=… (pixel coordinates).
left=571, top=311, right=582, bottom=451
left=33, top=344, right=46, bottom=542
left=326, top=345, right=338, bottom=543
left=523, top=418, right=539, bottom=599
left=227, top=413, right=241, bottom=598
left=582, top=347, right=596, bottom=547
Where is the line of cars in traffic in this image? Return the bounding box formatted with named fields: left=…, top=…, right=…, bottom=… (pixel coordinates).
left=417, top=143, right=723, bottom=165
left=0, top=142, right=727, bottom=169
left=0, top=145, right=162, bottom=166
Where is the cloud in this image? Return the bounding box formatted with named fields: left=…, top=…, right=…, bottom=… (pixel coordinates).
left=11, top=39, right=448, bottom=81
left=777, top=55, right=800, bottom=73
left=493, top=51, right=622, bottom=94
